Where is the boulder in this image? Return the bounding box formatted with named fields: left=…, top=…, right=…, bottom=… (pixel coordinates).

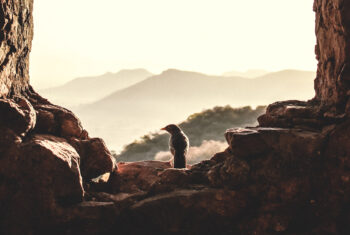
left=108, top=161, right=172, bottom=193
left=0, top=134, right=84, bottom=233
left=33, top=104, right=85, bottom=138
left=0, top=97, right=36, bottom=136
left=19, top=134, right=84, bottom=204
left=70, top=137, right=116, bottom=180
left=225, top=127, right=325, bottom=160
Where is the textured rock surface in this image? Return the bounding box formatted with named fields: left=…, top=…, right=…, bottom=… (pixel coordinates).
left=70, top=137, right=116, bottom=180
left=0, top=2, right=117, bottom=231
left=0, top=0, right=33, bottom=97
left=0, top=97, right=36, bottom=136
left=313, top=0, right=350, bottom=113
left=0, top=92, right=117, bottom=234
left=108, top=161, right=172, bottom=193
left=0, top=133, right=84, bottom=233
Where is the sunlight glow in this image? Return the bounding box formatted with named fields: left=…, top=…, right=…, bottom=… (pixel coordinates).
left=30, top=0, right=316, bottom=89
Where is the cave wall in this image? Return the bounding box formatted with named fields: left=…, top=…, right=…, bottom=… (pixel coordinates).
left=0, top=1, right=117, bottom=233
left=313, top=0, right=350, bottom=113
left=0, top=0, right=33, bottom=97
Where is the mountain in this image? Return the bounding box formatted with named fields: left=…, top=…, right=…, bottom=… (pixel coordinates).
left=222, top=69, right=269, bottom=78
left=81, top=69, right=315, bottom=115
left=74, top=69, right=316, bottom=151
left=39, top=69, right=153, bottom=107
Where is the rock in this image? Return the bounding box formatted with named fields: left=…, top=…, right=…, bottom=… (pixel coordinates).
left=58, top=109, right=84, bottom=138
left=225, top=128, right=270, bottom=158
left=210, top=149, right=232, bottom=163
left=54, top=201, right=117, bottom=235
left=108, top=161, right=172, bottom=193
left=325, top=119, right=350, bottom=162
left=0, top=134, right=84, bottom=234
left=207, top=156, right=250, bottom=188
left=35, top=108, right=57, bottom=134
left=34, top=104, right=84, bottom=138
left=149, top=168, right=192, bottom=194
left=19, top=134, right=84, bottom=204
left=0, top=98, right=36, bottom=136
left=0, top=0, right=33, bottom=97
left=158, top=168, right=189, bottom=185
left=116, top=189, right=247, bottom=234
left=70, top=138, right=116, bottom=180
left=313, top=0, right=350, bottom=113
left=0, top=127, right=22, bottom=155
left=258, top=100, right=323, bottom=129
left=225, top=127, right=325, bottom=161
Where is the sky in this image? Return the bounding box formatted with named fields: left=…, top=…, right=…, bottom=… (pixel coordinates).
left=30, top=0, right=316, bottom=89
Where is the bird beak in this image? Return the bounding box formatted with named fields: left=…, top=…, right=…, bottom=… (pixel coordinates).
left=161, top=127, right=166, bottom=131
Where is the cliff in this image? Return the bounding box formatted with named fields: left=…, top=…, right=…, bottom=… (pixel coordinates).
left=1, top=0, right=350, bottom=234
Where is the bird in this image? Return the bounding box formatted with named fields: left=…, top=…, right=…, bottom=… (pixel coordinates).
left=161, top=124, right=189, bottom=168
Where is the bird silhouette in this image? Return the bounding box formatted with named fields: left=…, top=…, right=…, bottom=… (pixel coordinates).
left=161, top=124, right=189, bottom=168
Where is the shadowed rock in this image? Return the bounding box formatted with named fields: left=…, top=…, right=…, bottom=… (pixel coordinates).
left=70, top=137, right=116, bottom=180
left=108, top=161, right=172, bottom=193
left=0, top=97, right=36, bottom=136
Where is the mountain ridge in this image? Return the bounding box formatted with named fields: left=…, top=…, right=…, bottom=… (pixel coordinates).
left=39, top=68, right=153, bottom=106
left=84, top=69, right=315, bottom=109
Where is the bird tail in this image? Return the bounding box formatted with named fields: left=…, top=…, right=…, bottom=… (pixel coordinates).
left=174, top=151, right=186, bottom=168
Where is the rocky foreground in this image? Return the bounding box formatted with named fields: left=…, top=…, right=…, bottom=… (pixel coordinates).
left=1, top=92, right=350, bottom=234
left=2, top=0, right=350, bottom=234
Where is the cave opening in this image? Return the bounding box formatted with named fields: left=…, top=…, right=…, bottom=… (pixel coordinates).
left=28, top=1, right=317, bottom=164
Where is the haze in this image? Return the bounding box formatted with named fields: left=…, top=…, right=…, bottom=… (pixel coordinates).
left=30, top=0, right=316, bottom=89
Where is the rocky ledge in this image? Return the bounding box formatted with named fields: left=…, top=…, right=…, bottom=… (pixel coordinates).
left=0, top=88, right=116, bottom=233
left=56, top=112, right=349, bottom=234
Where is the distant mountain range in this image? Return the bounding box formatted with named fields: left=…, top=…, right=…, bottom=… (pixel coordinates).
left=222, top=69, right=269, bottom=78
left=78, top=69, right=315, bottom=117
left=67, top=68, right=316, bottom=151
left=39, top=69, right=153, bottom=106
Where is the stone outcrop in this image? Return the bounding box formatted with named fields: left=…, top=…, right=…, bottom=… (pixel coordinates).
left=0, top=91, right=116, bottom=233
left=313, top=0, right=350, bottom=114
left=0, top=0, right=33, bottom=97
left=0, top=4, right=116, bottom=229
left=2, top=0, right=350, bottom=234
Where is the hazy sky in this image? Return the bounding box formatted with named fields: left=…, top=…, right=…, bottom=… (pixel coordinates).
left=30, top=0, right=316, bottom=89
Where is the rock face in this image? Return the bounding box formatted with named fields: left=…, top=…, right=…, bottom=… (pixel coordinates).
left=313, top=0, right=350, bottom=113
left=0, top=92, right=116, bottom=233
left=0, top=0, right=33, bottom=97
left=2, top=0, right=350, bottom=234
left=0, top=3, right=116, bottom=231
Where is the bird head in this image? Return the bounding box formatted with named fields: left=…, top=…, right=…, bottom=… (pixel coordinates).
left=161, top=124, right=181, bottom=134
